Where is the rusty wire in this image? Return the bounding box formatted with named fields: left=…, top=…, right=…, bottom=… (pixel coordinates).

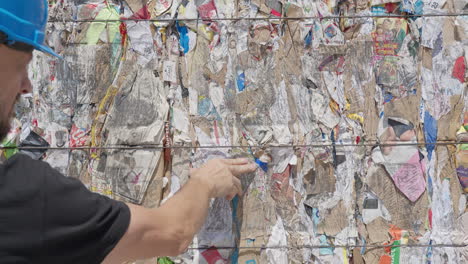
left=0, top=140, right=465, bottom=151
left=47, top=12, right=468, bottom=24
left=186, top=243, right=468, bottom=250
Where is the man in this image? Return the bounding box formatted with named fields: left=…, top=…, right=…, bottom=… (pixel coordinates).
left=0, top=1, right=257, bottom=263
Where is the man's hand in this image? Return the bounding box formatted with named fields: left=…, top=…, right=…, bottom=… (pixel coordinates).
left=190, top=158, right=257, bottom=200
left=104, top=158, right=257, bottom=263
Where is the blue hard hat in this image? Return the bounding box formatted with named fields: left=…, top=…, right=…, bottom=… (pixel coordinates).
left=0, top=0, right=61, bottom=58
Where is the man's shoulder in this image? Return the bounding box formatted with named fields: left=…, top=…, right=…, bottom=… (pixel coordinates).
left=1, top=153, right=52, bottom=174
left=0, top=154, right=55, bottom=194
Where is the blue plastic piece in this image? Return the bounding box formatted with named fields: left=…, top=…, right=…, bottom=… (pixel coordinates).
left=236, top=71, right=245, bottom=92
left=176, top=22, right=190, bottom=54
left=255, top=158, right=268, bottom=172
left=383, top=92, right=394, bottom=104
left=424, top=111, right=437, bottom=161
left=304, top=30, right=312, bottom=48
left=319, top=235, right=334, bottom=255
left=230, top=196, right=240, bottom=264
left=0, top=1, right=60, bottom=57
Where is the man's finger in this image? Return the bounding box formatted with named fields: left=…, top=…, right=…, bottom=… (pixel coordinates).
left=229, top=163, right=257, bottom=176
left=233, top=177, right=243, bottom=196
left=221, top=158, right=250, bottom=166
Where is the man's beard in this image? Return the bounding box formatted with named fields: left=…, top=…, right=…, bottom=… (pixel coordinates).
left=0, top=96, right=20, bottom=141
left=0, top=118, right=9, bottom=141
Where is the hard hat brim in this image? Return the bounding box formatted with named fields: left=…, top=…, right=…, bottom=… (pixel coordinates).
left=0, top=24, right=63, bottom=59
left=35, top=43, right=63, bottom=59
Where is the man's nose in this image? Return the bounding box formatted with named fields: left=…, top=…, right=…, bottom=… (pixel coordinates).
left=21, top=76, right=32, bottom=94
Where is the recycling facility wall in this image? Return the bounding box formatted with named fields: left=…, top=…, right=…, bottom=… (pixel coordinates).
left=1, top=0, right=467, bottom=263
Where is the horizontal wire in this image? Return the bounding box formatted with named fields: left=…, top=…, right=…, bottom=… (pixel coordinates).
left=47, top=13, right=468, bottom=24
left=186, top=243, right=468, bottom=251
left=0, top=141, right=464, bottom=151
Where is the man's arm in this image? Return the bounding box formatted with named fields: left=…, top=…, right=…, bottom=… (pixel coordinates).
left=103, top=158, right=257, bottom=263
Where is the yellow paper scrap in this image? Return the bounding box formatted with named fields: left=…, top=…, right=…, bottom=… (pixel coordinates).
left=348, top=113, right=364, bottom=124
left=86, top=6, right=120, bottom=44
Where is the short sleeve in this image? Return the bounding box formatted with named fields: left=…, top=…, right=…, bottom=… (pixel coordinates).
left=0, top=154, right=130, bottom=263
left=42, top=160, right=130, bottom=263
